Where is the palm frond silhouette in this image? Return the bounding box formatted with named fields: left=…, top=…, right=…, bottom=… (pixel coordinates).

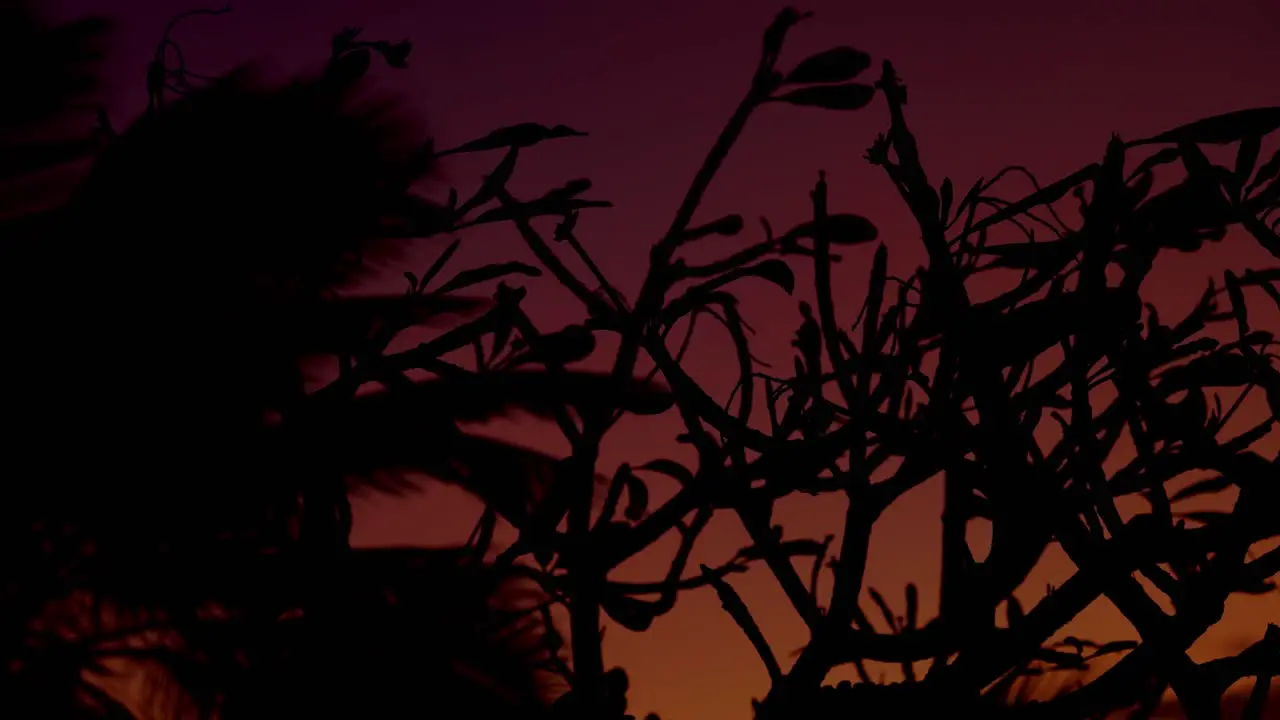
left=123, top=547, right=562, bottom=719
left=0, top=0, right=106, bottom=265
left=0, top=4, right=667, bottom=717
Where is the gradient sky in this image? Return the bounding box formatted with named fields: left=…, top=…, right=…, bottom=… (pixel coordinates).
left=56, top=1, right=1280, bottom=718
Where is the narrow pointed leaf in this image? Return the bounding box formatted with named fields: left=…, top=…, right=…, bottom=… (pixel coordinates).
left=635, top=459, right=695, bottom=487
left=622, top=472, right=650, bottom=521
left=1169, top=475, right=1234, bottom=503
left=774, top=84, right=876, bottom=111
left=1128, top=107, right=1280, bottom=147
left=785, top=214, right=879, bottom=245
left=784, top=46, right=872, bottom=85
left=1236, top=134, right=1263, bottom=187
left=437, top=262, right=543, bottom=294
left=744, top=259, right=797, bottom=294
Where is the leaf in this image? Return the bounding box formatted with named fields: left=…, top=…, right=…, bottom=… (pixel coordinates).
left=1265, top=377, right=1280, bottom=423
left=318, top=413, right=600, bottom=525
left=325, top=48, right=372, bottom=86
left=1034, top=648, right=1088, bottom=669
left=463, top=197, right=612, bottom=227
left=619, top=384, right=676, bottom=416
left=377, top=39, right=412, bottom=69
left=736, top=538, right=829, bottom=562
left=965, top=164, right=1098, bottom=238
left=436, top=261, right=543, bottom=293
left=1241, top=213, right=1280, bottom=260
left=1126, top=169, right=1157, bottom=209
left=402, top=371, right=668, bottom=425
left=785, top=214, right=879, bottom=245
left=538, top=177, right=594, bottom=204
left=1236, top=577, right=1276, bottom=596
left=1243, top=673, right=1273, bottom=720
left=298, top=294, right=487, bottom=355
left=1006, top=596, right=1024, bottom=628
left=1238, top=268, right=1280, bottom=285
left=459, top=147, right=520, bottom=213
left=512, top=325, right=596, bottom=367
left=761, top=7, right=812, bottom=65
left=1128, top=107, right=1280, bottom=147
left=553, top=210, right=581, bottom=242
left=635, top=459, right=695, bottom=487
left=331, top=26, right=362, bottom=55
left=784, top=46, right=872, bottom=85
left=1055, top=636, right=1096, bottom=654
left=957, top=176, right=986, bottom=215
left=1171, top=282, right=1220, bottom=342
left=436, top=122, right=588, bottom=157
left=1176, top=510, right=1233, bottom=525
left=980, top=237, right=1081, bottom=270
left=600, top=592, right=659, bottom=632
left=868, top=587, right=897, bottom=632
left=1246, top=147, right=1280, bottom=195
left=1089, top=640, right=1139, bottom=658
left=865, top=244, right=889, bottom=347
left=743, top=259, right=796, bottom=294
left=1127, top=147, right=1184, bottom=182
left=1169, top=475, right=1234, bottom=503
left=1158, top=352, right=1258, bottom=391
left=1236, top=134, right=1263, bottom=188
left=600, top=466, right=631, bottom=523
left=774, top=83, right=876, bottom=111
left=682, top=214, right=745, bottom=241
left=622, top=471, right=649, bottom=521
left=0, top=137, right=101, bottom=182
left=1224, top=270, right=1250, bottom=340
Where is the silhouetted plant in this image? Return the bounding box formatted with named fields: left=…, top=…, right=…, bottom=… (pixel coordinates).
left=5, top=2, right=1280, bottom=720
left=400, top=7, right=1280, bottom=720
left=0, top=3, right=663, bottom=717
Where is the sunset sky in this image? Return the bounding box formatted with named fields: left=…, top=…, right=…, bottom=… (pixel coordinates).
left=55, top=0, right=1280, bottom=718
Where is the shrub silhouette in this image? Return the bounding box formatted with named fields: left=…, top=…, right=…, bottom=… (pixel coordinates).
left=400, top=8, right=1280, bottom=720
left=0, top=3, right=660, bottom=717
left=3, top=3, right=1279, bottom=720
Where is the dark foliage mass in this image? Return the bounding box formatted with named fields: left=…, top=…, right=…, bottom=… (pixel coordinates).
left=1, top=2, right=1277, bottom=719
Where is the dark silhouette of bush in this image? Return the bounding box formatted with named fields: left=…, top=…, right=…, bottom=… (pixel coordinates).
left=3, top=3, right=1278, bottom=720
left=401, top=8, right=1279, bottom=720
left=0, top=3, right=662, bottom=717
